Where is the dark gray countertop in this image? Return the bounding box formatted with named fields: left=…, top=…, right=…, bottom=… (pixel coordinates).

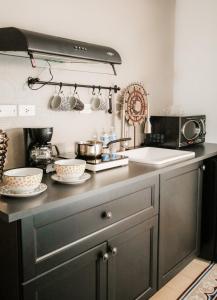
left=1, top=143, right=217, bottom=223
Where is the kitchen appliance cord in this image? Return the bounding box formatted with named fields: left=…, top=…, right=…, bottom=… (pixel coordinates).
left=28, top=61, right=54, bottom=90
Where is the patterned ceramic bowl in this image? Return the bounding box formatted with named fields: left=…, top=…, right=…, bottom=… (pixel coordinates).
left=55, top=159, right=86, bottom=179
left=3, top=168, right=43, bottom=194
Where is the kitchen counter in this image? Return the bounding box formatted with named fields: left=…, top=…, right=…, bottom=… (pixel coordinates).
left=1, top=143, right=217, bottom=223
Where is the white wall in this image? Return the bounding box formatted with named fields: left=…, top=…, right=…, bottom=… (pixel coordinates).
left=0, top=0, right=175, bottom=168
left=173, top=0, right=217, bottom=142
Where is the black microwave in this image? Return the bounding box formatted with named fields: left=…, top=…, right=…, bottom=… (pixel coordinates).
left=144, top=115, right=206, bottom=148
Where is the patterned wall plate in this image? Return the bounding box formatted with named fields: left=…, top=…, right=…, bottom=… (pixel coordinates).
left=123, top=83, right=148, bottom=126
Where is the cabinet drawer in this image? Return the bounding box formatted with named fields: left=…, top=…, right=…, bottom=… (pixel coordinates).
left=21, top=175, right=158, bottom=280
left=36, top=180, right=158, bottom=260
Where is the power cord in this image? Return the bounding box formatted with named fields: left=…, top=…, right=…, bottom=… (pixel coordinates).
left=28, top=60, right=54, bottom=90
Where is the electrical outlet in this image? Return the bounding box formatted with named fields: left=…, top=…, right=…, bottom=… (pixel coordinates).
left=18, top=105, right=36, bottom=116
left=0, top=105, right=17, bottom=117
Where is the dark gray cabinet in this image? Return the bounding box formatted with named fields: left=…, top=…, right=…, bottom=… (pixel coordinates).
left=23, top=217, right=158, bottom=300
left=20, top=176, right=159, bottom=281
left=158, top=162, right=203, bottom=287
left=0, top=159, right=205, bottom=300
left=19, top=175, right=159, bottom=300
left=0, top=219, right=20, bottom=300
left=108, top=216, right=158, bottom=300
left=23, top=243, right=107, bottom=300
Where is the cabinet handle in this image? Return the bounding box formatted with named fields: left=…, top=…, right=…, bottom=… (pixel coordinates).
left=102, top=211, right=113, bottom=219
left=202, top=165, right=206, bottom=171
left=109, top=247, right=118, bottom=256
left=102, top=252, right=109, bottom=262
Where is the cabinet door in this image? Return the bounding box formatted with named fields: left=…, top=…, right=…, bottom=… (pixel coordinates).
left=23, top=243, right=107, bottom=300
left=108, top=216, right=158, bottom=300
left=159, top=162, right=202, bottom=287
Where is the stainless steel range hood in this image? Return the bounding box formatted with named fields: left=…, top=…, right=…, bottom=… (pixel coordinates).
left=0, top=27, right=121, bottom=72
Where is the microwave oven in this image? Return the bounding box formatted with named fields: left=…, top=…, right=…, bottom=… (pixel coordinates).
left=144, top=115, right=206, bottom=148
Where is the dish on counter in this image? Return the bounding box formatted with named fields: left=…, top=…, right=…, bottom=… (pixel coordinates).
left=51, top=172, right=91, bottom=184
left=3, top=168, right=43, bottom=193
left=0, top=183, right=47, bottom=198
left=54, top=159, right=86, bottom=179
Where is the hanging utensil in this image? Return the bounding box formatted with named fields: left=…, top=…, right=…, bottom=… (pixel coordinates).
left=144, top=99, right=152, bottom=134
left=108, top=88, right=113, bottom=114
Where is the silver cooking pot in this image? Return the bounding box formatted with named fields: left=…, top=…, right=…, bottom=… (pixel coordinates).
left=75, top=138, right=131, bottom=158
left=75, top=141, right=103, bottom=158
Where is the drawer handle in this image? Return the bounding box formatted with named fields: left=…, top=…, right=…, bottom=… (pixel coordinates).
left=103, top=211, right=113, bottom=219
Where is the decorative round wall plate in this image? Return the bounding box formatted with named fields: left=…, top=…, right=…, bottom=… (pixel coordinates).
left=123, top=83, right=148, bottom=126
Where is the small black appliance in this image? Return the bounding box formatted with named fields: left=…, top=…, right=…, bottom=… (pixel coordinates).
left=144, top=115, right=206, bottom=148
left=23, top=127, right=59, bottom=172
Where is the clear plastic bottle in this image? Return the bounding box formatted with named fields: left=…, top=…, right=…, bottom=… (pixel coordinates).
left=109, top=126, right=117, bottom=142
left=109, top=126, right=117, bottom=156
left=100, top=128, right=110, bottom=147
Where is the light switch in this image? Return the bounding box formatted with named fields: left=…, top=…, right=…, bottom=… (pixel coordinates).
left=0, top=105, right=17, bottom=117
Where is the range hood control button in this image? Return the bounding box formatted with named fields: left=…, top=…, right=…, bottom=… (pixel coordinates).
left=74, top=46, right=87, bottom=51
left=107, top=51, right=115, bottom=56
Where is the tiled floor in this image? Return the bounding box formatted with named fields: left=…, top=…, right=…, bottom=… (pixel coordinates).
left=150, top=258, right=210, bottom=300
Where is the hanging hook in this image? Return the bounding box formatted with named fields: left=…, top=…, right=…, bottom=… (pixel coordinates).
left=109, top=87, right=112, bottom=96
left=74, top=84, right=77, bottom=94
left=92, top=85, right=96, bottom=95
left=58, top=82, right=63, bottom=94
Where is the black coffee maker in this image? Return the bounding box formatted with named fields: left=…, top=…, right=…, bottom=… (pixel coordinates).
left=24, top=127, right=59, bottom=172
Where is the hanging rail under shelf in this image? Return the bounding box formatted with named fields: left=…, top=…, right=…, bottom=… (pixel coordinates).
left=27, top=77, right=121, bottom=93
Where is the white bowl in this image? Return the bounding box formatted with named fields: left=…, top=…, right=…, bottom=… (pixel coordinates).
left=3, top=168, right=43, bottom=194
left=55, top=159, right=86, bottom=179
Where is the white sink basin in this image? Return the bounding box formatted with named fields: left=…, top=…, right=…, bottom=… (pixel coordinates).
left=118, top=147, right=195, bottom=167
